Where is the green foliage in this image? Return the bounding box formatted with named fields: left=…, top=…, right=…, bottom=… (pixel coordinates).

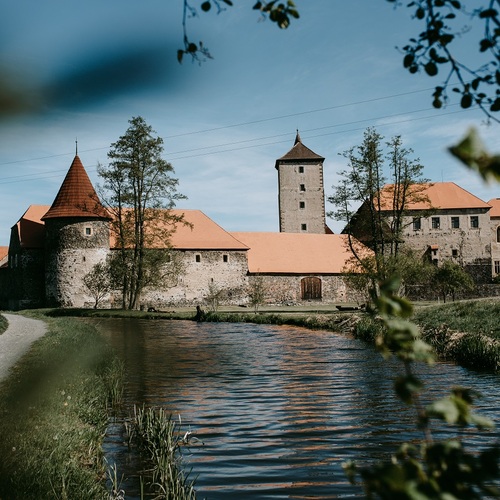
left=248, top=274, right=267, bottom=312
left=127, top=405, right=198, bottom=499
left=98, top=116, right=187, bottom=310
left=0, top=317, right=118, bottom=499
left=0, top=313, right=8, bottom=334
left=328, top=128, right=430, bottom=286
left=83, top=262, right=112, bottom=308
left=387, top=1, right=500, bottom=121
left=431, top=259, right=475, bottom=302
left=178, top=0, right=299, bottom=63
left=346, top=276, right=500, bottom=498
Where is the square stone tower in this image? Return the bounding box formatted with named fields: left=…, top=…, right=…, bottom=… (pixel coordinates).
left=276, top=132, right=327, bottom=233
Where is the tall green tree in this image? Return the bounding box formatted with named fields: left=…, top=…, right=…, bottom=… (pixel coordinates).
left=98, top=116, right=187, bottom=310
left=328, top=128, right=430, bottom=286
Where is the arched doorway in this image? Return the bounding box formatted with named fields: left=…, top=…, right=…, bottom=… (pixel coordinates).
left=301, top=277, right=322, bottom=300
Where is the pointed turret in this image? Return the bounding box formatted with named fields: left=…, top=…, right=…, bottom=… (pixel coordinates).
left=42, top=155, right=109, bottom=220
left=275, top=131, right=324, bottom=169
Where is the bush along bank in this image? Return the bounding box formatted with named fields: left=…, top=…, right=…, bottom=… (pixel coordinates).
left=0, top=315, right=123, bottom=500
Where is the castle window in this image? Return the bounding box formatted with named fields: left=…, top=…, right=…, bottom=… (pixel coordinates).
left=299, top=184, right=306, bottom=192
left=495, top=261, right=500, bottom=274
left=431, top=217, right=440, bottom=229
left=84, top=227, right=92, bottom=236
left=412, top=218, right=421, bottom=231
left=301, top=223, right=307, bottom=231
left=497, top=226, right=500, bottom=243
left=298, top=166, right=304, bottom=173
left=470, top=216, right=479, bottom=228
left=223, top=254, right=228, bottom=263
left=452, top=249, right=458, bottom=258
left=299, top=201, right=305, bottom=209
left=451, top=217, right=460, bottom=229
left=195, top=254, right=201, bottom=263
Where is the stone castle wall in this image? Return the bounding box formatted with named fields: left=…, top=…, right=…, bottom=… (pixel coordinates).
left=44, top=218, right=110, bottom=307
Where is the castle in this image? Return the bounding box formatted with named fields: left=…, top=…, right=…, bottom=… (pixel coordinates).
left=0, top=134, right=367, bottom=310
left=1, top=133, right=499, bottom=310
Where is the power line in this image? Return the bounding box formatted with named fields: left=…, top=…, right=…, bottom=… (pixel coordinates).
left=0, top=106, right=472, bottom=186
left=0, top=86, right=439, bottom=168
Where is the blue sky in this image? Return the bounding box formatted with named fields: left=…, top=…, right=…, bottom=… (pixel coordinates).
left=1, top=0, right=499, bottom=244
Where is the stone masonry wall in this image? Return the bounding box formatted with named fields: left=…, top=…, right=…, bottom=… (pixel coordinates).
left=45, top=218, right=110, bottom=307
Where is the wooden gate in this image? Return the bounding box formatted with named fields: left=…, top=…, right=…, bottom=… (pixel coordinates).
left=301, top=277, right=322, bottom=300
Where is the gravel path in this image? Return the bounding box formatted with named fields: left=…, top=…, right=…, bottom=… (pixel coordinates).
left=0, top=313, right=47, bottom=381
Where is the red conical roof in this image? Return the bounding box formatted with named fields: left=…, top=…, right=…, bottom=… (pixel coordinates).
left=42, top=156, right=110, bottom=220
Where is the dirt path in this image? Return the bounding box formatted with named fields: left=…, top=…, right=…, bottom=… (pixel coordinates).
left=0, top=313, right=47, bottom=381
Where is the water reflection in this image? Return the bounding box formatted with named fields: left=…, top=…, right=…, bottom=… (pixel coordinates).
left=94, top=319, right=500, bottom=499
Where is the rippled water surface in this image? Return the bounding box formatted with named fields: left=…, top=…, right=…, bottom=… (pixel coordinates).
left=95, top=318, right=500, bottom=499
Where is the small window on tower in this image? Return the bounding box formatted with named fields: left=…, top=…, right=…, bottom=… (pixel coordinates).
left=223, top=254, right=228, bottom=263
left=298, top=166, right=304, bottom=173
left=299, top=184, right=306, bottom=192
left=301, top=223, right=307, bottom=231
left=84, top=227, right=92, bottom=236
left=299, top=201, right=305, bottom=209
left=195, top=254, right=201, bottom=263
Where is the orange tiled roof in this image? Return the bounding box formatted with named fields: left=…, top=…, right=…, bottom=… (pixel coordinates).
left=379, top=182, right=490, bottom=211
left=488, top=198, right=500, bottom=217
left=275, top=132, right=324, bottom=168
left=15, top=205, right=50, bottom=248
left=110, top=209, right=249, bottom=251
left=0, top=246, right=8, bottom=262
left=42, top=156, right=110, bottom=220
left=230, top=232, right=369, bottom=273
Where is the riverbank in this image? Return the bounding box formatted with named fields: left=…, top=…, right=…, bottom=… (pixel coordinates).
left=0, top=313, right=121, bottom=499
left=39, top=296, right=500, bottom=372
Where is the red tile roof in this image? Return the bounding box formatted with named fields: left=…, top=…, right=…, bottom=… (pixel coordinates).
left=0, top=246, right=8, bottom=267
left=15, top=205, right=50, bottom=248
left=488, top=198, right=500, bottom=217
left=109, top=209, right=249, bottom=250
left=230, top=232, right=370, bottom=274
left=379, top=182, right=490, bottom=211
left=42, top=156, right=110, bottom=220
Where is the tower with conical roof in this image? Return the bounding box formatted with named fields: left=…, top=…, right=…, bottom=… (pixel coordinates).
left=275, top=132, right=327, bottom=233
left=42, top=155, right=111, bottom=307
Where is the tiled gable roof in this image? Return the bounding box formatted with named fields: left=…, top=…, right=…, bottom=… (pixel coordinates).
left=42, top=156, right=110, bottom=220
left=230, top=232, right=370, bottom=274
left=488, top=198, right=500, bottom=217
left=379, top=182, right=491, bottom=211
left=109, top=209, right=249, bottom=251
left=15, top=205, right=50, bottom=248
left=275, top=132, right=324, bottom=168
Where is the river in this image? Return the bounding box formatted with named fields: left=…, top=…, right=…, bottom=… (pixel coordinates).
left=94, top=318, right=500, bottom=499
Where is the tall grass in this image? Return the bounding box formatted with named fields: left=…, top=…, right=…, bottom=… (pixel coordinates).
left=0, top=316, right=120, bottom=499
left=127, top=405, right=198, bottom=499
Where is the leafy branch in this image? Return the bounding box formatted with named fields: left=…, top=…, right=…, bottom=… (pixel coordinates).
left=178, top=0, right=299, bottom=63
left=387, top=0, right=500, bottom=122
left=345, top=276, right=500, bottom=498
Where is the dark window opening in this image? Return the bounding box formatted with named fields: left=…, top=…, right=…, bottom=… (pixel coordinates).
left=301, top=223, right=307, bottom=231
left=452, top=249, right=458, bottom=257
left=431, top=217, right=440, bottom=229
left=451, top=217, right=460, bottom=229
left=195, top=254, right=201, bottom=263
left=470, top=216, right=479, bottom=228
left=299, top=201, right=305, bottom=209
left=299, top=184, right=306, bottom=191
left=413, top=218, right=421, bottom=231
left=298, top=166, right=304, bottom=173
left=223, top=254, right=228, bottom=263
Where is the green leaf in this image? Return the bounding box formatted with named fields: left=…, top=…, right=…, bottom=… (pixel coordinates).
left=424, top=62, right=438, bottom=76
left=460, top=93, right=473, bottom=108
left=427, top=397, right=460, bottom=423
left=201, top=1, right=211, bottom=12
left=395, top=375, right=423, bottom=404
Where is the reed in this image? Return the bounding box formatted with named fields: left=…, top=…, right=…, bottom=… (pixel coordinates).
left=127, top=405, right=198, bottom=500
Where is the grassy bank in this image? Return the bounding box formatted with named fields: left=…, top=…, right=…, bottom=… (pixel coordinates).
left=0, top=314, right=7, bottom=334
left=0, top=314, right=122, bottom=499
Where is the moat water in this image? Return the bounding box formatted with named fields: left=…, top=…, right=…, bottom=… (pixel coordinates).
left=94, top=318, right=500, bottom=499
